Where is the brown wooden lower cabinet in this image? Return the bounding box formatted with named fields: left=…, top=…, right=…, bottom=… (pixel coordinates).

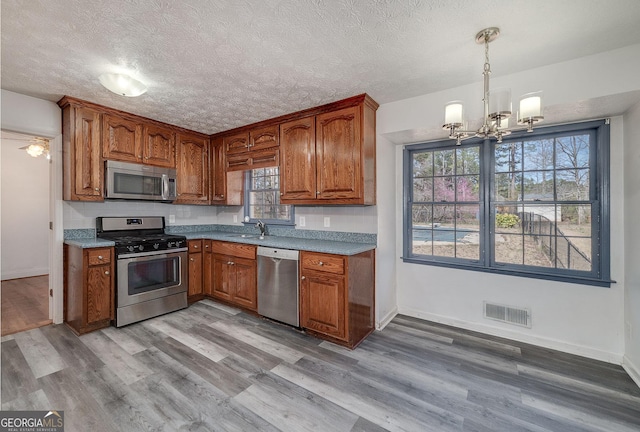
left=188, top=240, right=204, bottom=302
left=300, top=249, right=375, bottom=348
left=210, top=241, right=257, bottom=311
left=64, top=245, right=114, bottom=335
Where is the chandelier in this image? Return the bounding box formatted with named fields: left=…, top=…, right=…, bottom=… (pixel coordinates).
left=443, top=27, right=544, bottom=144
left=21, top=137, right=50, bottom=159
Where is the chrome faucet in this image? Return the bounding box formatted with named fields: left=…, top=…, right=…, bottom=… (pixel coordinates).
left=256, top=220, right=266, bottom=237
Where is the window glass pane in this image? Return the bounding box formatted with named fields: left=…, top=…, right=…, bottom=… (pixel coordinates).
left=495, top=142, right=521, bottom=173
left=433, top=149, right=455, bottom=176
left=433, top=176, right=455, bottom=202
left=412, top=204, right=433, bottom=256
left=523, top=138, right=554, bottom=171
left=413, top=178, right=433, bottom=202
left=556, top=168, right=589, bottom=201
left=523, top=235, right=554, bottom=268
left=523, top=170, right=554, bottom=200
left=413, top=152, right=433, bottom=177
left=246, top=167, right=292, bottom=223
left=456, top=175, right=479, bottom=201
left=495, top=172, right=521, bottom=202
left=495, top=207, right=521, bottom=234
left=495, top=234, right=523, bottom=265
left=456, top=147, right=480, bottom=174
left=556, top=134, right=590, bottom=169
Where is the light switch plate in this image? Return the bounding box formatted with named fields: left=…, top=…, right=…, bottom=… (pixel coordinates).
left=324, top=216, right=330, bottom=227
left=233, top=215, right=238, bottom=223
left=299, top=216, right=306, bottom=227
left=169, top=214, right=176, bottom=223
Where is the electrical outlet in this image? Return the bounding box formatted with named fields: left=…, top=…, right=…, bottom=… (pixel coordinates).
left=324, top=216, right=330, bottom=227
left=233, top=215, right=238, bottom=223
left=299, top=216, right=306, bottom=227
left=169, top=214, right=176, bottom=223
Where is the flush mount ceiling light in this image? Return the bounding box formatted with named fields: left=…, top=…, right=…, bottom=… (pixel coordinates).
left=99, top=73, right=147, bottom=97
left=443, top=27, right=544, bottom=144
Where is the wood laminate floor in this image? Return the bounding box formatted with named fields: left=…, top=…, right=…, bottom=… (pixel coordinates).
left=1, top=275, right=51, bottom=336
left=2, top=300, right=639, bottom=432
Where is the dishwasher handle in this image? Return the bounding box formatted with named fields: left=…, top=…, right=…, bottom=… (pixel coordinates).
left=257, top=246, right=299, bottom=261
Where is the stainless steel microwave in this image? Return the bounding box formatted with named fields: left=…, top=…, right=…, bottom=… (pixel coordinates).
left=105, top=160, right=177, bottom=202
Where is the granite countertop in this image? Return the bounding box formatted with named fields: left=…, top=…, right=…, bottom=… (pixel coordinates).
left=64, top=230, right=376, bottom=256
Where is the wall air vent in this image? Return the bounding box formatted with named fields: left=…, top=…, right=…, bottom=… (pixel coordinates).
left=483, top=302, right=531, bottom=328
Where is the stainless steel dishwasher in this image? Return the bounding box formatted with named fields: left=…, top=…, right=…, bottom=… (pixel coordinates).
left=257, top=246, right=299, bottom=327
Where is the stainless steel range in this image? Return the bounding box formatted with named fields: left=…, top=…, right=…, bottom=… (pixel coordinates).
left=96, top=216, right=188, bottom=327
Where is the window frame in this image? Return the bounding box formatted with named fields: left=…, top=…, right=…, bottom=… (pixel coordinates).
left=243, top=166, right=295, bottom=226
left=402, top=120, right=611, bottom=287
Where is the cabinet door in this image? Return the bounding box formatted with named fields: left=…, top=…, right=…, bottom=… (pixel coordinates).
left=86, top=264, right=112, bottom=324
left=176, top=134, right=209, bottom=204
left=223, top=132, right=250, bottom=155
left=232, top=257, right=257, bottom=311
left=300, top=271, right=346, bottom=340
left=315, top=106, right=361, bottom=200
left=188, top=251, right=203, bottom=297
left=212, top=254, right=233, bottom=302
left=210, top=139, right=226, bottom=203
left=102, top=114, right=142, bottom=162
left=142, top=124, right=175, bottom=168
left=72, top=107, right=103, bottom=199
left=250, top=125, right=279, bottom=152
left=203, top=241, right=213, bottom=296
left=280, top=116, right=316, bottom=201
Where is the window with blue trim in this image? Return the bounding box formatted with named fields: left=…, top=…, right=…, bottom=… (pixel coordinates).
left=403, top=120, right=611, bottom=286
left=244, top=167, right=294, bottom=225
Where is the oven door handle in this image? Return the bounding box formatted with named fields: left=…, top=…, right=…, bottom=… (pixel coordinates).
left=118, top=247, right=188, bottom=260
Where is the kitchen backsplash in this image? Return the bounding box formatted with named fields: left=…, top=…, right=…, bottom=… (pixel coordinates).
left=63, top=201, right=378, bottom=234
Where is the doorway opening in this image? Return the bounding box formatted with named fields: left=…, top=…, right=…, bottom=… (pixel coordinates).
left=1, top=130, right=52, bottom=335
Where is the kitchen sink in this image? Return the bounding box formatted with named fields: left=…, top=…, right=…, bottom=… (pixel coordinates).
left=226, top=233, right=264, bottom=239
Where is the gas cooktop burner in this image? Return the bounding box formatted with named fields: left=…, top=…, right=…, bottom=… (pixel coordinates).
left=96, top=216, right=187, bottom=256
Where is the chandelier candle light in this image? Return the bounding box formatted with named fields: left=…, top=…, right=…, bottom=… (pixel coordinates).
left=443, top=27, right=544, bottom=144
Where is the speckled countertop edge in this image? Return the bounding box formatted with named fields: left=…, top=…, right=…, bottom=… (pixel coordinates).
left=64, top=227, right=376, bottom=255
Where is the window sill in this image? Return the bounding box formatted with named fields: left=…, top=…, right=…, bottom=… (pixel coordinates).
left=401, top=256, right=613, bottom=287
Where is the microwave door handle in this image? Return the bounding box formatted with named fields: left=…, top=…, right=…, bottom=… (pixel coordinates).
left=162, top=174, right=169, bottom=200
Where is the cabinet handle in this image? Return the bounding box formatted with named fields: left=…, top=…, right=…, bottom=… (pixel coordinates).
left=280, top=193, right=283, bottom=196
left=190, top=258, right=194, bottom=262
left=220, top=194, right=224, bottom=198
left=205, top=245, right=209, bottom=249
left=98, top=255, right=103, bottom=260
left=316, top=191, right=320, bottom=195
left=95, top=188, right=100, bottom=191
left=194, top=245, right=198, bottom=249
left=318, top=261, right=324, bottom=266
left=301, top=276, right=306, bottom=280
left=227, top=261, right=235, bottom=265
left=105, top=271, right=110, bottom=275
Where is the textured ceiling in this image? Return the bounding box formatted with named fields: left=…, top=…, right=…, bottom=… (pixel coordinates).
left=3, top=0, right=640, bottom=135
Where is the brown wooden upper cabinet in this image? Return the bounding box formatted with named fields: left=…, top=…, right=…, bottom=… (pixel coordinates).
left=224, top=125, right=280, bottom=172
left=175, top=133, right=209, bottom=204
left=210, top=138, right=243, bottom=205
left=142, top=124, right=176, bottom=168
left=280, top=95, right=378, bottom=205
left=60, top=101, right=104, bottom=201
left=102, top=113, right=143, bottom=162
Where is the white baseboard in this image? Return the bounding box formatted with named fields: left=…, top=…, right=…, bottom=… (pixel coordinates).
left=1, top=268, right=49, bottom=281
left=623, top=355, right=640, bottom=389
left=398, top=307, right=624, bottom=364
left=376, top=307, right=398, bottom=330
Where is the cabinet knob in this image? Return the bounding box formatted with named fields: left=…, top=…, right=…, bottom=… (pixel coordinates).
left=194, top=245, right=198, bottom=249
left=220, top=194, right=224, bottom=198
left=98, top=255, right=103, bottom=260
left=205, top=245, right=209, bottom=249
left=280, top=193, right=283, bottom=196
left=95, top=188, right=100, bottom=191
left=190, top=258, right=194, bottom=262
left=105, top=271, right=110, bottom=275
left=318, top=261, right=324, bottom=266
left=301, top=276, right=306, bottom=280
left=316, top=191, right=320, bottom=195
left=227, top=261, right=235, bottom=265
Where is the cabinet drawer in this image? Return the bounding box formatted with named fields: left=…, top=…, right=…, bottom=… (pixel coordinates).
left=87, top=248, right=111, bottom=266
left=203, top=239, right=213, bottom=251
left=301, top=252, right=345, bottom=275
left=188, top=240, right=203, bottom=253
left=211, top=241, right=256, bottom=259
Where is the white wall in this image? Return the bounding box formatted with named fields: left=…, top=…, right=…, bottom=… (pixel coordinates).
left=624, top=100, right=640, bottom=382
left=0, top=137, right=50, bottom=279
left=1, top=90, right=61, bottom=138
left=376, top=45, right=640, bottom=363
